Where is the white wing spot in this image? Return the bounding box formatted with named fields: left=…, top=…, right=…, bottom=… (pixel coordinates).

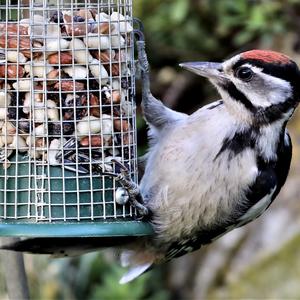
left=238, top=186, right=276, bottom=225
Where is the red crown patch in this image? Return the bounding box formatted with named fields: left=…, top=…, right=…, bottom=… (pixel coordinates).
left=241, top=50, right=291, bottom=64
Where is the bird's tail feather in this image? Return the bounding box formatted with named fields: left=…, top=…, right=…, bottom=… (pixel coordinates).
left=119, top=249, right=155, bottom=284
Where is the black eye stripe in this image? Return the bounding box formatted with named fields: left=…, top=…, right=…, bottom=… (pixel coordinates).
left=232, top=58, right=300, bottom=98
left=220, top=80, right=296, bottom=125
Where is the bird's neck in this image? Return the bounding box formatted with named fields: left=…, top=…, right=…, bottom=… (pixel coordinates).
left=254, top=120, right=287, bottom=162
left=220, top=102, right=290, bottom=162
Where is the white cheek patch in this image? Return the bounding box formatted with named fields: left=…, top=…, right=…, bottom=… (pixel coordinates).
left=230, top=64, right=292, bottom=108
left=258, top=72, right=292, bottom=104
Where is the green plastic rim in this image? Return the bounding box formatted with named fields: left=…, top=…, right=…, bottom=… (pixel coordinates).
left=0, top=221, right=154, bottom=237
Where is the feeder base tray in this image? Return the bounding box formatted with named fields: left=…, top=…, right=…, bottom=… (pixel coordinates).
left=0, top=221, right=154, bottom=237
left=0, top=235, right=149, bottom=255
left=0, top=221, right=154, bottom=254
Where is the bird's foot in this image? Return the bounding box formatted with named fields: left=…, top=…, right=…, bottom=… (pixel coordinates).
left=136, top=40, right=149, bottom=75
left=104, top=159, right=149, bottom=217
left=133, top=20, right=149, bottom=74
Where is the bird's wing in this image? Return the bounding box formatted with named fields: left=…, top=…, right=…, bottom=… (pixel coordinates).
left=235, top=129, right=292, bottom=227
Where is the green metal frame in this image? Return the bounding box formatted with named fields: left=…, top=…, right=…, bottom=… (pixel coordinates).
left=0, top=221, right=154, bottom=237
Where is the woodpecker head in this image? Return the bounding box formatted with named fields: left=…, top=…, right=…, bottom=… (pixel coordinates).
left=180, top=50, right=300, bottom=125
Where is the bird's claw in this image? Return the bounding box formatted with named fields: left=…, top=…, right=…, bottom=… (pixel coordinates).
left=135, top=203, right=149, bottom=217
left=111, top=158, right=130, bottom=176
left=0, top=149, right=13, bottom=162
left=107, top=160, right=149, bottom=217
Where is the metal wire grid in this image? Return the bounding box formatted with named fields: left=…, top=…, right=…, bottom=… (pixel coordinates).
left=0, top=0, right=138, bottom=222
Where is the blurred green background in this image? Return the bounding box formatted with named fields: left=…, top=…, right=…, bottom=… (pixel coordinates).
left=2, top=0, right=300, bottom=299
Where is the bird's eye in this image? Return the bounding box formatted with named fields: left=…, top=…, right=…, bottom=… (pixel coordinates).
left=235, top=67, right=253, bottom=81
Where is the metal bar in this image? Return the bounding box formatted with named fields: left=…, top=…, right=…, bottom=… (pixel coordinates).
left=0, top=238, right=30, bottom=300
left=21, top=0, right=29, bottom=18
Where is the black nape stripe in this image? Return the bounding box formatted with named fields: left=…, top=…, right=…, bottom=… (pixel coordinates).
left=255, top=98, right=296, bottom=125
left=221, top=82, right=256, bottom=112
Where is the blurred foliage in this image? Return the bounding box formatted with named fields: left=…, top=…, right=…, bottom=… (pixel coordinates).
left=133, top=0, right=300, bottom=64
left=208, top=234, right=300, bottom=299
left=20, top=253, right=169, bottom=300
left=1, top=0, right=300, bottom=299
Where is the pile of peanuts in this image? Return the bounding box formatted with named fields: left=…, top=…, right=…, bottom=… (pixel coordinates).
left=0, top=8, right=135, bottom=172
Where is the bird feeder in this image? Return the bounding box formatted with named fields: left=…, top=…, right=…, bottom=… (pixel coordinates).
left=0, top=0, right=153, bottom=243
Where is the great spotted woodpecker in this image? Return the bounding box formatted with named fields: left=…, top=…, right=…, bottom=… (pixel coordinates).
left=117, top=44, right=300, bottom=283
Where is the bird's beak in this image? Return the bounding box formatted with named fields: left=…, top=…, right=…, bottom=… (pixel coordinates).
left=179, top=62, right=225, bottom=81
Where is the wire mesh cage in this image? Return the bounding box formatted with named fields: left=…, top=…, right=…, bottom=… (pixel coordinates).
left=0, top=0, right=152, bottom=238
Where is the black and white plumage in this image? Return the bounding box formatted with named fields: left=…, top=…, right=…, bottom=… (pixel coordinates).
left=117, top=46, right=299, bottom=283
left=2, top=47, right=300, bottom=284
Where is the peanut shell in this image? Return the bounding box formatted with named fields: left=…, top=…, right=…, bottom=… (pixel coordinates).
left=54, top=81, right=85, bottom=91
left=48, top=52, right=73, bottom=64
left=0, top=65, right=25, bottom=78
left=80, top=135, right=102, bottom=147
